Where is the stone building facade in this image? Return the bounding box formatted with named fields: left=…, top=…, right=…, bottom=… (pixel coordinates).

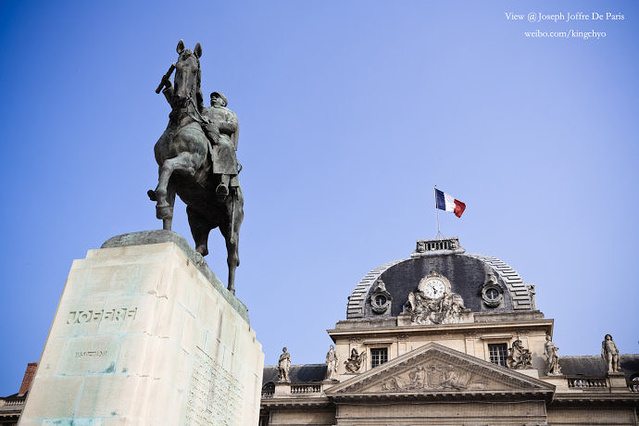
left=260, top=238, right=639, bottom=425
left=0, top=363, right=37, bottom=425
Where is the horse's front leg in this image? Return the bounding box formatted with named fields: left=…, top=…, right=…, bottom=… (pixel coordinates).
left=151, top=160, right=176, bottom=220
left=152, top=153, right=199, bottom=221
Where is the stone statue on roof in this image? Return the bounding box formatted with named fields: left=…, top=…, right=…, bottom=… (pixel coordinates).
left=544, top=335, right=562, bottom=375
left=278, top=347, right=291, bottom=382
left=601, top=334, right=620, bottom=374
left=325, top=345, right=339, bottom=381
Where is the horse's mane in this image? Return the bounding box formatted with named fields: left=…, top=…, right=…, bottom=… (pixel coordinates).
left=179, top=50, right=205, bottom=114
left=195, top=65, right=204, bottom=113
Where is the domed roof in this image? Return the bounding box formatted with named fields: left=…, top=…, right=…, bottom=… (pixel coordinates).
left=346, top=237, right=535, bottom=320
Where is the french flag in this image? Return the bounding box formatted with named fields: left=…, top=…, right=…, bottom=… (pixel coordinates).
left=435, top=188, right=466, bottom=218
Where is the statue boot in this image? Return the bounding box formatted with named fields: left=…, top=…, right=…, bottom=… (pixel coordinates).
left=216, top=174, right=230, bottom=200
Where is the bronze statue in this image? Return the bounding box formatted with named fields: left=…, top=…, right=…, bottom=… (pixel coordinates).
left=148, top=40, right=243, bottom=294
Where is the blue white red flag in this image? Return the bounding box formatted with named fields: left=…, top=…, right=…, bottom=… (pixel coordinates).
left=435, top=188, right=466, bottom=218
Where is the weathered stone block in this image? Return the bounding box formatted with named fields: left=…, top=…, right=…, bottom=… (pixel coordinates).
left=20, top=231, right=264, bottom=425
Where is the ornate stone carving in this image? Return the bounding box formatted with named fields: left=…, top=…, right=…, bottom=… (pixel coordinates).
left=481, top=272, right=503, bottom=308
left=344, top=348, right=366, bottom=373
left=601, top=334, right=620, bottom=373
left=380, top=364, right=481, bottom=391
left=327, top=343, right=555, bottom=398
left=325, top=345, right=339, bottom=381
left=369, top=280, right=392, bottom=314
left=528, top=284, right=536, bottom=310
left=544, top=335, right=562, bottom=376
left=507, top=340, right=532, bottom=369
left=277, top=347, right=291, bottom=382
left=404, top=271, right=471, bottom=325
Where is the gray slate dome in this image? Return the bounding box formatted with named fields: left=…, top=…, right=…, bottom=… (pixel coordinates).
left=347, top=237, right=535, bottom=320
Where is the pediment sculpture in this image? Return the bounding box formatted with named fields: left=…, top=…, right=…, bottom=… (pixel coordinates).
left=381, top=364, right=483, bottom=392
left=326, top=343, right=554, bottom=398
left=403, top=271, right=472, bottom=325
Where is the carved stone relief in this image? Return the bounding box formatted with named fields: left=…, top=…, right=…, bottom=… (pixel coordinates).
left=507, top=339, right=532, bottom=369
left=404, top=271, right=472, bottom=325
left=344, top=348, right=366, bottom=373
left=379, top=364, right=484, bottom=392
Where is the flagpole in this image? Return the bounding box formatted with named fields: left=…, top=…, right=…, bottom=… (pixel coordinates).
left=434, top=185, right=442, bottom=239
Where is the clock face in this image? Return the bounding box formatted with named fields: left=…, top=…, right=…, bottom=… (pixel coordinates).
left=423, top=279, right=446, bottom=299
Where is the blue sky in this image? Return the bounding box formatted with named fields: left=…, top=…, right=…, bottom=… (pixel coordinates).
left=1, top=0, right=637, bottom=395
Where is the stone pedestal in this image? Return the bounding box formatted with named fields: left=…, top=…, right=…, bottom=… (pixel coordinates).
left=517, top=368, right=540, bottom=379
left=273, top=382, right=290, bottom=396
left=20, top=231, right=264, bottom=425
left=608, top=372, right=628, bottom=393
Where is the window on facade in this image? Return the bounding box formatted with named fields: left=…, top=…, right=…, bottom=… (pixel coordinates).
left=488, top=343, right=508, bottom=367
left=370, top=348, right=388, bottom=368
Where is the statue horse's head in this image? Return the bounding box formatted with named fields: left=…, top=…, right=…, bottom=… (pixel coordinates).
left=173, top=40, right=203, bottom=111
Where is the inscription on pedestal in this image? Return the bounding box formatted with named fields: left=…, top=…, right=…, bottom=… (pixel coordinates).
left=185, top=347, right=243, bottom=425
left=66, top=307, right=138, bottom=324
left=75, top=350, right=108, bottom=358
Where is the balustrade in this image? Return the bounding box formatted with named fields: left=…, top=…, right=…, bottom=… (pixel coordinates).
left=567, top=377, right=608, bottom=389
left=290, top=384, right=322, bottom=394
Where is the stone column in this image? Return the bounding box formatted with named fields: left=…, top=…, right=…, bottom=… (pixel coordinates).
left=20, top=231, right=264, bottom=426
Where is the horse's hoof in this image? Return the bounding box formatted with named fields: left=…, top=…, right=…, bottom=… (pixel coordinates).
left=196, top=245, right=209, bottom=256
left=156, top=204, right=172, bottom=219
left=147, top=190, right=157, bottom=201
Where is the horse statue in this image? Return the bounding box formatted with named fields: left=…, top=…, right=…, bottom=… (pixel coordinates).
left=148, top=40, right=243, bottom=294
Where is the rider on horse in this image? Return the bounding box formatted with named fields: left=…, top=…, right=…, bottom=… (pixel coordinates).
left=203, top=92, right=240, bottom=200
left=161, top=76, right=239, bottom=200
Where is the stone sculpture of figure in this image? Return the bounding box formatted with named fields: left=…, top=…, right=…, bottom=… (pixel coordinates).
left=202, top=92, right=240, bottom=200
left=508, top=339, right=532, bottom=369
left=409, top=366, right=427, bottom=389
left=278, top=347, right=291, bottom=382
left=601, top=334, right=621, bottom=373
left=405, top=288, right=469, bottom=325
left=325, top=345, right=339, bottom=381
left=344, top=348, right=366, bottom=373
left=544, top=335, right=562, bottom=375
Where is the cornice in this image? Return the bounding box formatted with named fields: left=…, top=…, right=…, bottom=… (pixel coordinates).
left=328, top=318, right=554, bottom=338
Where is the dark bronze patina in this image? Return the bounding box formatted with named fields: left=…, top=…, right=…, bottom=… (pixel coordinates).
left=148, top=40, right=243, bottom=294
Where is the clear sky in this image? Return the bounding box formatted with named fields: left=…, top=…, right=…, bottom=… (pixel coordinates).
left=1, top=0, right=637, bottom=396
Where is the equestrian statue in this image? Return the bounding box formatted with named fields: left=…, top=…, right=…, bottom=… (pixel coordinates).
left=148, top=40, right=243, bottom=294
